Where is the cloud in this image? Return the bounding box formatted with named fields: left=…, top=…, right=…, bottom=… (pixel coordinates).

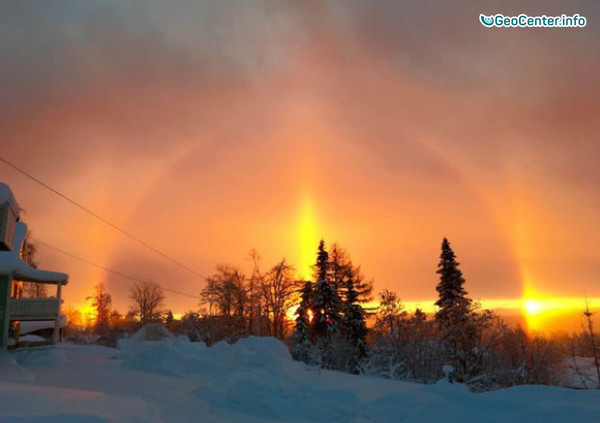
left=0, top=0, right=598, bottom=312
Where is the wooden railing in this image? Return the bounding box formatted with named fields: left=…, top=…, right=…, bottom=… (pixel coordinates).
left=9, top=298, right=60, bottom=321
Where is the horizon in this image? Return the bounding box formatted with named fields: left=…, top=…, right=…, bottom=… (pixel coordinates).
left=25, top=224, right=600, bottom=335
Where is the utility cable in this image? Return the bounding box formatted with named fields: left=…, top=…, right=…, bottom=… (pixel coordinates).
left=0, top=155, right=204, bottom=280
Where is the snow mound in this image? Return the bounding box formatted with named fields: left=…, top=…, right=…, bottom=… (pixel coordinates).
left=117, top=323, right=176, bottom=353
left=430, top=377, right=470, bottom=394
left=119, top=337, right=212, bottom=378
left=203, top=371, right=365, bottom=422
left=0, top=382, right=161, bottom=423
left=212, top=336, right=293, bottom=374
left=192, top=337, right=370, bottom=421
left=15, top=346, right=66, bottom=366
left=131, top=323, right=174, bottom=341
left=0, top=351, right=35, bottom=383
left=4, top=339, right=600, bottom=422
left=119, top=335, right=296, bottom=380
left=563, top=357, right=600, bottom=389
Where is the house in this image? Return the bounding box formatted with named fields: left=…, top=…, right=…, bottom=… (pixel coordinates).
left=0, top=183, right=69, bottom=348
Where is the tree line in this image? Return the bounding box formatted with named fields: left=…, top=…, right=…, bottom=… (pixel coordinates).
left=60, top=237, right=599, bottom=391
left=289, top=238, right=567, bottom=391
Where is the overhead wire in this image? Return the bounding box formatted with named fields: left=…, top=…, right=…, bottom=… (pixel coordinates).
left=0, top=155, right=204, bottom=280
left=34, top=239, right=200, bottom=300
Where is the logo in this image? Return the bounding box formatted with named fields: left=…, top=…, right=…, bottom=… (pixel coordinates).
left=479, top=13, right=586, bottom=28
left=480, top=14, right=494, bottom=27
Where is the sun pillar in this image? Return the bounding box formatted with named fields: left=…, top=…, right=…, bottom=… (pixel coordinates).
left=297, top=195, right=319, bottom=281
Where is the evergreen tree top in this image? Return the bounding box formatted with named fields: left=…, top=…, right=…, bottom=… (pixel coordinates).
left=315, top=239, right=329, bottom=282
left=434, top=238, right=472, bottom=322
left=343, top=269, right=359, bottom=305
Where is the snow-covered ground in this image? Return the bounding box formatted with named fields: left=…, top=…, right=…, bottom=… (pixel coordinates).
left=563, top=357, right=600, bottom=390
left=1, top=336, right=599, bottom=422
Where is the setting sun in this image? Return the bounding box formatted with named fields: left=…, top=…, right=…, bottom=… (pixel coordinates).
left=524, top=299, right=543, bottom=316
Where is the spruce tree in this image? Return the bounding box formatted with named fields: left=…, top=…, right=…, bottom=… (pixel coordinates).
left=434, top=238, right=471, bottom=326
left=329, top=244, right=348, bottom=295
left=292, top=281, right=315, bottom=363
left=312, top=240, right=341, bottom=339
left=340, top=269, right=368, bottom=373
left=315, top=239, right=329, bottom=282
left=411, top=308, right=427, bottom=330
left=434, top=238, right=475, bottom=383
left=329, top=244, right=373, bottom=305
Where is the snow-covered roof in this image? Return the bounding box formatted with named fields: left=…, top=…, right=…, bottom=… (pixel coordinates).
left=0, top=182, right=20, bottom=218
left=0, top=184, right=68, bottom=284
left=14, top=260, right=68, bottom=285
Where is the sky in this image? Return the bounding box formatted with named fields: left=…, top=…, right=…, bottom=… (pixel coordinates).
left=1, top=1, right=599, bottom=330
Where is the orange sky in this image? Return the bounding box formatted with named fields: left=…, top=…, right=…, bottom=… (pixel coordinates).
left=0, top=1, right=599, bottom=333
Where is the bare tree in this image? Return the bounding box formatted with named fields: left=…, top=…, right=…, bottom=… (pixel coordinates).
left=86, top=282, right=112, bottom=335
left=583, top=300, right=600, bottom=387
left=264, top=258, right=297, bottom=338
left=248, top=249, right=265, bottom=336
left=200, top=265, right=248, bottom=337
left=199, top=256, right=298, bottom=341
left=21, top=236, right=48, bottom=298
left=129, top=281, right=165, bottom=325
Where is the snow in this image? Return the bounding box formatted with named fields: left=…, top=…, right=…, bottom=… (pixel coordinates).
left=1, top=337, right=599, bottom=422
left=0, top=221, right=68, bottom=283
left=0, top=350, right=35, bottom=383
left=20, top=317, right=66, bottom=336
left=0, top=183, right=67, bottom=282
left=17, top=334, right=48, bottom=343
left=563, top=357, right=600, bottom=389
left=0, top=183, right=20, bottom=216
left=15, top=345, right=66, bottom=366
left=0, top=249, right=19, bottom=275
left=0, top=382, right=161, bottom=423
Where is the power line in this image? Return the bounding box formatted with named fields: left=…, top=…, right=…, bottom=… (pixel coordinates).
left=0, top=155, right=204, bottom=280
left=34, top=239, right=200, bottom=300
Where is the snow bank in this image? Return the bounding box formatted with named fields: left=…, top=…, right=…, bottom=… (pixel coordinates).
left=119, top=335, right=299, bottom=380
left=0, top=350, right=35, bottom=383
left=3, top=337, right=600, bottom=422
left=14, top=345, right=66, bottom=366
left=563, top=357, right=599, bottom=389
left=119, top=336, right=212, bottom=378
left=195, top=337, right=367, bottom=422
left=130, top=323, right=175, bottom=341
left=118, top=336, right=600, bottom=422
left=0, top=382, right=161, bottom=423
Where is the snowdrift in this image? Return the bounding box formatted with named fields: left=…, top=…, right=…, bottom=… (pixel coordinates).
left=1, top=337, right=600, bottom=422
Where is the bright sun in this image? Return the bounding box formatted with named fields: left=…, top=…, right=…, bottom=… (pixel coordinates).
left=524, top=298, right=542, bottom=316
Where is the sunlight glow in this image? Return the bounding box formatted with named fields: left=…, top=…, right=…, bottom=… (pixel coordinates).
left=286, top=304, right=299, bottom=321
left=524, top=299, right=542, bottom=316
left=362, top=296, right=600, bottom=334
left=285, top=305, right=314, bottom=322
left=520, top=281, right=594, bottom=332
left=72, top=303, right=97, bottom=328
left=297, top=195, right=319, bottom=280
